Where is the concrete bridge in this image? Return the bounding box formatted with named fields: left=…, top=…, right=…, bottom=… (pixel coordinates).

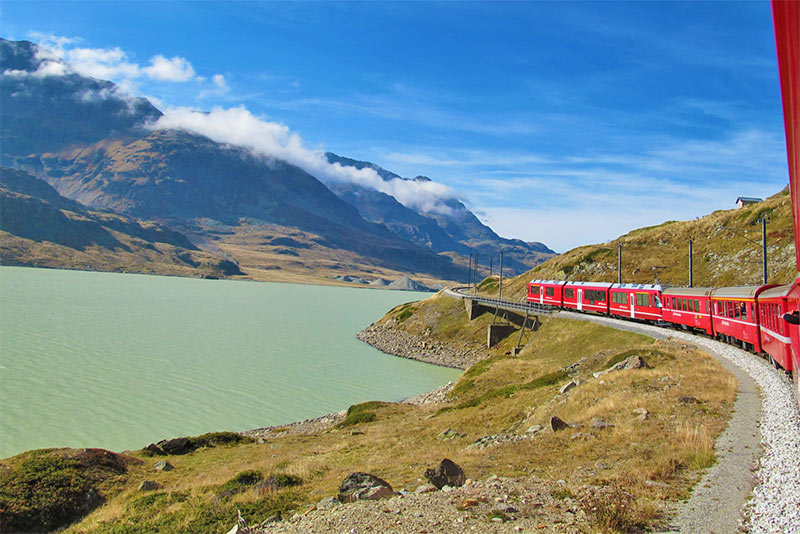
left=443, top=286, right=557, bottom=351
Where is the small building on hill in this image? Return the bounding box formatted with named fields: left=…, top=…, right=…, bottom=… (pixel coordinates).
left=736, top=196, right=763, bottom=208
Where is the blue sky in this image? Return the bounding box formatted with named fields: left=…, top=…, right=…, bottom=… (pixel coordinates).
left=1, top=1, right=790, bottom=252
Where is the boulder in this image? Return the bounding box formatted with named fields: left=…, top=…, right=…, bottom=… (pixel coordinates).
left=157, top=437, right=195, bottom=455
left=144, top=443, right=165, bottom=456
left=437, top=428, right=466, bottom=441
left=589, top=417, right=615, bottom=429
left=155, top=460, right=174, bottom=471
left=424, top=459, right=466, bottom=489
left=550, top=416, right=570, bottom=431
left=138, top=480, right=159, bottom=491
left=415, top=483, right=438, bottom=494
left=593, top=355, right=650, bottom=378
left=338, top=472, right=394, bottom=503
left=559, top=381, right=577, bottom=395
left=317, top=496, right=339, bottom=510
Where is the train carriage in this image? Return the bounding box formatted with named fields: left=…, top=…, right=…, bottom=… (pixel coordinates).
left=662, top=287, right=714, bottom=335
left=608, top=283, right=664, bottom=323
left=527, top=280, right=566, bottom=307
left=758, top=284, right=794, bottom=371
left=562, top=281, right=612, bottom=314
left=711, top=285, right=777, bottom=352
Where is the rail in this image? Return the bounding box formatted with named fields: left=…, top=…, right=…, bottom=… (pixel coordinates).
left=444, top=286, right=557, bottom=315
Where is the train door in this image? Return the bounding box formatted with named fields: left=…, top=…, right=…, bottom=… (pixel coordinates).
left=630, top=292, right=635, bottom=319
left=540, top=289, right=544, bottom=305
left=577, top=289, right=583, bottom=311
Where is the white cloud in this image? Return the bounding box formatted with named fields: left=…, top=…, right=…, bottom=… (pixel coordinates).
left=21, top=32, right=211, bottom=88
left=143, top=55, right=196, bottom=82
left=212, top=74, right=228, bottom=91
left=150, top=105, right=460, bottom=214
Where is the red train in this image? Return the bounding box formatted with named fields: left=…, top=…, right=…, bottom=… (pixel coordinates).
left=527, top=280, right=794, bottom=376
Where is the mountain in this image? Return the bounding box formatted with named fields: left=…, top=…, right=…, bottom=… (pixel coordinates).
left=495, top=187, right=796, bottom=301
left=325, top=152, right=556, bottom=274
left=0, top=167, right=241, bottom=277
left=0, top=40, right=161, bottom=158
left=0, top=37, right=553, bottom=284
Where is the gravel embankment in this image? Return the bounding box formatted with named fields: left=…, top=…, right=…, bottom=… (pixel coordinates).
left=560, top=312, right=800, bottom=534
left=357, top=322, right=491, bottom=369
left=256, top=476, right=586, bottom=533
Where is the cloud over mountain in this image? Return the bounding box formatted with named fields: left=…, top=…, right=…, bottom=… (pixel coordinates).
left=151, top=105, right=460, bottom=215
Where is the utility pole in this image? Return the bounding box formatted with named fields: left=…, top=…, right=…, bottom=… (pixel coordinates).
left=617, top=244, right=622, bottom=284
left=468, top=253, right=473, bottom=289
left=689, top=239, right=693, bottom=288
left=489, top=257, right=493, bottom=278
left=498, top=251, right=504, bottom=301
left=474, top=254, right=479, bottom=295
left=762, top=216, right=768, bottom=284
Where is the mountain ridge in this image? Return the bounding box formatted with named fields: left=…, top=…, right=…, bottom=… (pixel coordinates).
left=0, top=37, right=554, bottom=283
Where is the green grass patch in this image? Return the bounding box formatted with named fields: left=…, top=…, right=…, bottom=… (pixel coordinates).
left=96, top=489, right=299, bottom=534
left=189, top=431, right=254, bottom=448
left=453, top=369, right=570, bottom=410
left=338, top=401, right=389, bottom=427
left=218, top=470, right=263, bottom=496
left=0, top=449, right=128, bottom=533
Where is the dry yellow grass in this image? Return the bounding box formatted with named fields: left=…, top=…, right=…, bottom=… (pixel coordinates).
left=61, top=295, right=736, bottom=534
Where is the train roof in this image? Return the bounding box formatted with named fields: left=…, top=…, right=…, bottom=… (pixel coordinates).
left=758, top=284, right=792, bottom=300
left=663, top=287, right=715, bottom=297
left=563, top=281, right=615, bottom=288
left=711, top=285, right=778, bottom=300
left=610, top=283, right=663, bottom=291
left=529, top=279, right=566, bottom=285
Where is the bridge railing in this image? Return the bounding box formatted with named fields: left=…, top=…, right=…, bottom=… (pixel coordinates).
left=444, top=287, right=557, bottom=316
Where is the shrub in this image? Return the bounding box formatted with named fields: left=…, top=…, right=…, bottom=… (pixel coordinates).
left=338, top=401, right=389, bottom=427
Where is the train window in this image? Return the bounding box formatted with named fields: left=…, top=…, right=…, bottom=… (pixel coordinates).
left=546, top=287, right=554, bottom=297
left=694, top=299, right=700, bottom=312
left=530, top=286, right=540, bottom=295
left=682, top=298, right=687, bottom=311
left=612, top=292, right=627, bottom=304
left=671, top=298, right=676, bottom=309
left=741, top=303, right=747, bottom=321
left=565, top=288, right=574, bottom=299
left=585, top=290, right=605, bottom=303
left=706, top=301, right=710, bottom=313
left=636, top=293, right=649, bottom=307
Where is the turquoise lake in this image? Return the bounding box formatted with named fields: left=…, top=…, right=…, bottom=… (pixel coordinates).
left=0, top=266, right=460, bottom=458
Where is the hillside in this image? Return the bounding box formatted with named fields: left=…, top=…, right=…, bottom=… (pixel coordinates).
left=0, top=38, right=554, bottom=285
left=1, top=302, right=735, bottom=534
left=494, top=187, right=795, bottom=301
left=0, top=168, right=239, bottom=278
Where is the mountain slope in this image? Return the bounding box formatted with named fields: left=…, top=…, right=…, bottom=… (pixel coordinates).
left=495, top=187, right=795, bottom=301
left=0, top=167, right=240, bottom=278
left=1, top=37, right=553, bottom=284
left=325, top=153, right=556, bottom=275
left=0, top=39, right=161, bottom=158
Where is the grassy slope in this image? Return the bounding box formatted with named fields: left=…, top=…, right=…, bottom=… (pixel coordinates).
left=495, top=187, right=794, bottom=302
left=0, top=295, right=732, bottom=534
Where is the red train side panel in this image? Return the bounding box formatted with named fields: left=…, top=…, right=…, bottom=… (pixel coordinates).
left=772, top=0, right=800, bottom=409
left=662, top=287, right=714, bottom=335
left=528, top=280, right=566, bottom=307
left=562, top=281, right=612, bottom=314
left=608, top=283, right=663, bottom=322
left=711, top=285, right=777, bottom=353
left=758, top=284, right=794, bottom=370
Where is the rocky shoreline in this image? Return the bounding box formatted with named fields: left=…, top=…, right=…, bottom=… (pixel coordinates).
left=357, top=321, right=492, bottom=370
